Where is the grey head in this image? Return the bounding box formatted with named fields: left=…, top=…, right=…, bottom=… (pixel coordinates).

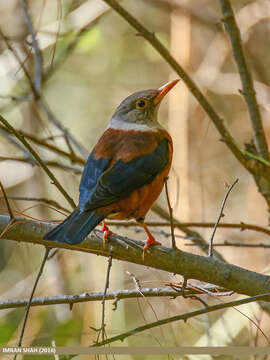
left=109, top=80, right=179, bottom=130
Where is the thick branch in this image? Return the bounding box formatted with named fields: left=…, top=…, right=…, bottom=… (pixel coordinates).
left=1, top=215, right=270, bottom=298
left=219, top=0, right=269, bottom=160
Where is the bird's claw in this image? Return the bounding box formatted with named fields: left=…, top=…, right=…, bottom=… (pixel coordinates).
left=102, top=222, right=113, bottom=248
left=142, top=235, right=161, bottom=260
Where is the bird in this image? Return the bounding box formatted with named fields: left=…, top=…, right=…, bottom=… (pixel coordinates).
left=43, top=79, right=179, bottom=258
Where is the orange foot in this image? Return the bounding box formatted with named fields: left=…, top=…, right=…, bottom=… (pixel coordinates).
left=142, top=233, right=161, bottom=260
left=102, top=221, right=113, bottom=248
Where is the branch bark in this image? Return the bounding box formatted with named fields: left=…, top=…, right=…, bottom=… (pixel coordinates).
left=1, top=287, right=225, bottom=310
left=1, top=215, right=270, bottom=299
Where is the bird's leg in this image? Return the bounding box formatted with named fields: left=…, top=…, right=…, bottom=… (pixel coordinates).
left=140, top=222, right=161, bottom=260
left=102, top=220, right=113, bottom=247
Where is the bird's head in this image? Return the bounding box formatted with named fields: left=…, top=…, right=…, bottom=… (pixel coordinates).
left=110, top=79, right=179, bottom=130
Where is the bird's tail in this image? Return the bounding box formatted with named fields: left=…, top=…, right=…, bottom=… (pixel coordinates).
left=43, top=209, right=104, bottom=245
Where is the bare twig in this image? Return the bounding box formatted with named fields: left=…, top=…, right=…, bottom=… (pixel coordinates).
left=0, top=127, right=28, bottom=154
left=0, top=182, right=17, bottom=239
left=164, top=179, right=176, bottom=250
left=0, top=114, right=76, bottom=209
left=0, top=196, right=71, bottom=214
left=15, top=247, right=50, bottom=357
left=126, top=271, right=142, bottom=291
left=0, top=155, right=82, bottom=173
left=0, top=125, right=85, bottom=165
left=208, top=179, right=239, bottom=257
left=187, top=242, right=270, bottom=249
left=105, top=220, right=270, bottom=237
left=93, top=292, right=270, bottom=347
left=168, top=281, right=233, bottom=298
left=152, top=204, right=226, bottom=262
left=38, top=100, right=88, bottom=158
left=101, top=256, right=112, bottom=342
left=20, top=0, right=43, bottom=93
left=0, top=29, right=38, bottom=98
left=219, top=0, right=269, bottom=161
left=126, top=272, right=167, bottom=346
left=0, top=181, right=14, bottom=220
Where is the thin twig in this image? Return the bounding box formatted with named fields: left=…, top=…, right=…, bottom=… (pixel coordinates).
left=101, top=256, right=112, bottom=342
left=0, top=182, right=17, bottom=239
left=0, top=196, right=70, bottom=214
left=187, top=242, right=270, bottom=248
left=0, top=155, right=82, bottom=173
left=126, top=271, right=142, bottom=291
left=0, top=181, right=14, bottom=220
left=208, top=179, right=239, bottom=257
left=20, top=0, right=43, bottom=93
left=105, top=220, right=270, bottom=237
left=38, top=99, right=88, bottom=158
left=0, top=127, right=28, bottom=154
left=0, top=125, right=85, bottom=165
left=15, top=247, right=50, bottom=358
left=152, top=204, right=226, bottom=262
left=93, top=292, right=270, bottom=347
left=0, top=29, right=38, bottom=98
left=126, top=272, right=166, bottom=346
left=168, top=281, right=233, bottom=298
left=219, top=0, right=269, bottom=161
left=164, top=179, right=176, bottom=250
left=1, top=28, right=87, bottom=160
left=0, top=114, right=76, bottom=209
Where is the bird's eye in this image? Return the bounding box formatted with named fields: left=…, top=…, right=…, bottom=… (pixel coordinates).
left=136, top=99, right=148, bottom=110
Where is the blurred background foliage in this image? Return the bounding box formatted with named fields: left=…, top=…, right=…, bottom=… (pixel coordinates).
left=0, top=0, right=270, bottom=359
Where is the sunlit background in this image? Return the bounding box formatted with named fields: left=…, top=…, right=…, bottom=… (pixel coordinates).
left=0, top=0, right=270, bottom=358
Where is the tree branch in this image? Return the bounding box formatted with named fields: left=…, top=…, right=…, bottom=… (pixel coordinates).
left=0, top=285, right=230, bottom=310
left=20, top=0, right=43, bottom=93
left=1, top=215, right=270, bottom=299
left=0, top=125, right=85, bottom=165
left=105, top=220, right=270, bottom=237
left=0, top=114, right=76, bottom=209
left=208, top=179, right=238, bottom=256
left=93, top=292, right=270, bottom=347
left=16, top=248, right=50, bottom=349
left=218, top=0, right=269, bottom=161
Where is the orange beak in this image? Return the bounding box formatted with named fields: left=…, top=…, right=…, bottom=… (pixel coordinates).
left=154, top=79, right=179, bottom=105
